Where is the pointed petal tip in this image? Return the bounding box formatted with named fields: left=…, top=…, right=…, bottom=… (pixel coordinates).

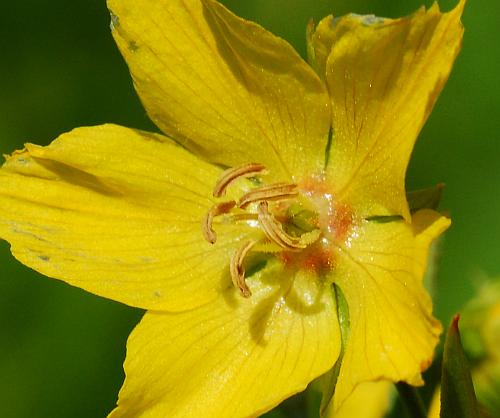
left=455, top=0, right=467, bottom=15
left=322, top=0, right=466, bottom=218
left=109, top=0, right=330, bottom=178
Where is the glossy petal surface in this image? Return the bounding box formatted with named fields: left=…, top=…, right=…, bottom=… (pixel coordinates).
left=108, top=267, right=340, bottom=418
left=0, top=124, right=252, bottom=311
left=108, top=0, right=331, bottom=180
left=329, top=210, right=450, bottom=413
left=322, top=0, right=465, bottom=219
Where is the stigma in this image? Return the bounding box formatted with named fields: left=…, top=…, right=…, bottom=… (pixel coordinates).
left=201, top=163, right=352, bottom=298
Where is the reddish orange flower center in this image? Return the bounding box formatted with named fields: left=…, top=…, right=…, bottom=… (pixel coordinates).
left=202, top=164, right=354, bottom=296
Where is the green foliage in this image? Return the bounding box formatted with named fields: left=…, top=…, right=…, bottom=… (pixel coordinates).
left=441, top=316, right=481, bottom=418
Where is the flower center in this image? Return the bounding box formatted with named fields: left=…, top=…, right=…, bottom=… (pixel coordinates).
left=202, top=163, right=352, bottom=297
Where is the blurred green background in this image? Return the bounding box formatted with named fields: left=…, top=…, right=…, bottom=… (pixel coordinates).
left=0, top=0, right=498, bottom=417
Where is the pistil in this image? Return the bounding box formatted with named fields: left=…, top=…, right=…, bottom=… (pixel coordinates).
left=257, top=201, right=307, bottom=250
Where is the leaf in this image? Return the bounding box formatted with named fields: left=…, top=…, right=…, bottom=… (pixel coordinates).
left=441, top=315, right=481, bottom=418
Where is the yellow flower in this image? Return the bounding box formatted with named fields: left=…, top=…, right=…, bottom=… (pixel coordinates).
left=0, top=0, right=465, bottom=417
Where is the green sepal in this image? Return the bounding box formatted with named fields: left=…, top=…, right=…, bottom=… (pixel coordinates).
left=441, top=315, right=481, bottom=418
left=407, top=183, right=445, bottom=213
left=317, top=284, right=350, bottom=417
left=366, top=183, right=445, bottom=224
left=366, top=215, right=403, bottom=223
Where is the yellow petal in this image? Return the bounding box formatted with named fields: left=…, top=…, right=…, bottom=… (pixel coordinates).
left=328, top=210, right=450, bottom=413
left=307, top=15, right=336, bottom=80
left=325, top=380, right=393, bottom=418
left=323, top=0, right=465, bottom=219
left=0, top=124, right=252, bottom=311
left=107, top=0, right=331, bottom=180
left=108, top=266, right=340, bottom=418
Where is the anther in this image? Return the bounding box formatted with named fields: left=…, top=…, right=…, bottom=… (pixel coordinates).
left=213, top=163, right=266, bottom=197
left=202, top=200, right=236, bottom=244
left=230, top=240, right=257, bottom=297
left=257, top=201, right=307, bottom=250
left=238, top=183, right=298, bottom=208
left=227, top=213, right=259, bottom=222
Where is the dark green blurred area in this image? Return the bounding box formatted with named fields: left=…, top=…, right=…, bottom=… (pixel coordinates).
left=0, top=0, right=498, bottom=417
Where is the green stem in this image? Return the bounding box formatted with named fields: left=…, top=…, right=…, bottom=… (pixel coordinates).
left=396, top=382, right=427, bottom=418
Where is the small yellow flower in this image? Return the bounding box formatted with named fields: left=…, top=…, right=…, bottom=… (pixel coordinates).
left=0, top=0, right=465, bottom=417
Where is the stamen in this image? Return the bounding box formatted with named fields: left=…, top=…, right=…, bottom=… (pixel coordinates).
left=213, top=163, right=266, bottom=197
left=201, top=200, right=236, bottom=244
left=238, top=183, right=298, bottom=208
left=227, top=213, right=259, bottom=222
left=257, top=201, right=307, bottom=250
left=230, top=240, right=257, bottom=298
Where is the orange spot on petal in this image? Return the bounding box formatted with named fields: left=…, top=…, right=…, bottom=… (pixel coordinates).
left=329, top=202, right=354, bottom=241
left=303, top=248, right=334, bottom=272
left=279, top=251, right=294, bottom=267
left=299, top=175, right=331, bottom=195
left=279, top=243, right=335, bottom=275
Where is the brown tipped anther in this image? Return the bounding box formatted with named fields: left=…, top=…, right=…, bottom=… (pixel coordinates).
left=201, top=200, right=236, bottom=244
left=230, top=240, right=256, bottom=298
left=257, top=201, right=307, bottom=250
left=227, top=213, right=259, bottom=223
left=213, top=163, right=266, bottom=197
left=238, top=183, right=298, bottom=208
